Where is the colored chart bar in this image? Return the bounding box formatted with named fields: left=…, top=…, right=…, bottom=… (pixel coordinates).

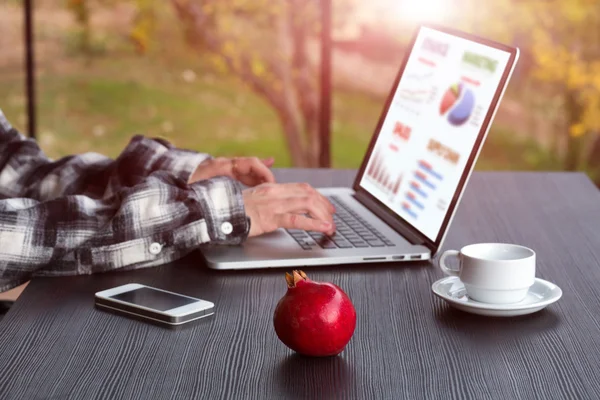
left=410, top=182, right=428, bottom=198
left=406, top=192, right=425, bottom=209
left=415, top=171, right=436, bottom=190
left=418, top=160, right=443, bottom=180
left=366, top=151, right=403, bottom=196
left=392, top=177, right=402, bottom=195
left=402, top=202, right=418, bottom=219
left=375, top=163, right=385, bottom=183
left=367, top=159, right=376, bottom=176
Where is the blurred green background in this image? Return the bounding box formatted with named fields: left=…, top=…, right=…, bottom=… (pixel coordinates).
left=1, top=0, right=598, bottom=182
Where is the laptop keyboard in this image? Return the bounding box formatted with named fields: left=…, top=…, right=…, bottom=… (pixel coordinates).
left=286, top=196, right=395, bottom=250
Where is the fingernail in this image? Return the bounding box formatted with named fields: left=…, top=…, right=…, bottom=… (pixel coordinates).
left=322, top=222, right=332, bottom=229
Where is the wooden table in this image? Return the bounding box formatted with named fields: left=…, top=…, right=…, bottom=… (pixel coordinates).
left=1, top=170, right=599, bottom=399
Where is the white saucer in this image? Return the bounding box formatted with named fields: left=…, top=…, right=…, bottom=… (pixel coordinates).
left=432, top=276, right=562, bottom=317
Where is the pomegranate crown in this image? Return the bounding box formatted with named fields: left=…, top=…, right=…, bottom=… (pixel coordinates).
left=285, top=270, right=308, bottom=288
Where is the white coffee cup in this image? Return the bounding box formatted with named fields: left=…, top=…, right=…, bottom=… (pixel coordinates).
left=438, top=243, right=536, bottom=304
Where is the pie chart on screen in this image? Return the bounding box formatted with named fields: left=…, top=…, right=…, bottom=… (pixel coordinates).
left=439, top=83, right=475, bottom=126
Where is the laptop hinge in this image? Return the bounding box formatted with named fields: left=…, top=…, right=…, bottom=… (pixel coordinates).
left=354, top=192, right=425, bottom=246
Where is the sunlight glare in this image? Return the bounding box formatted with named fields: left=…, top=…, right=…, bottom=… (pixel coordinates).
left=389, top=0, right=451, bottom=23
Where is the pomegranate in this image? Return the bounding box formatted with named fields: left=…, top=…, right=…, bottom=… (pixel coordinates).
left=273, top=270, right=356, bottom=357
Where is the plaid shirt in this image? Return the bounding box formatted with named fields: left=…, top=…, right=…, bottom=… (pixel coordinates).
left=0, top=109, right=249, bottom=292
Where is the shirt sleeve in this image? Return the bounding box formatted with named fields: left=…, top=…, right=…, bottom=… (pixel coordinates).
left=0, top=173, right=250, bottom=292
left=0, top=109, right=249, bottom=292
left=0, top=109, right=210, bottom=201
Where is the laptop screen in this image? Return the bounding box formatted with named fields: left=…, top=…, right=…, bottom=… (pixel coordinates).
left=358, top=26, right=514, bottom=242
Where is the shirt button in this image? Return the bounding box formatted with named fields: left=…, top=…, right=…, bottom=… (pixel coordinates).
left=221, top=222, right=233, bottom=235
left=149, top=242, right=162, bottom=255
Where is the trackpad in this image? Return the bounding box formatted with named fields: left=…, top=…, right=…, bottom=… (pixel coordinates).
left=244, top=229, right=291, bottom=245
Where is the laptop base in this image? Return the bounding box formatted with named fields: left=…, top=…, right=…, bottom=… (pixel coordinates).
left=200, top=188, right=431, bottom=270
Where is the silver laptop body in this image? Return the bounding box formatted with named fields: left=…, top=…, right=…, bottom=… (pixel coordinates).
left=201, top=25, right=519, bottom=270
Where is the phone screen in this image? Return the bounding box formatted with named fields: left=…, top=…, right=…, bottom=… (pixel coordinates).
left=110, top=287, right=197, bottom=311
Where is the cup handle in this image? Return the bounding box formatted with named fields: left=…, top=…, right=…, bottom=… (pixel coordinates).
left=439, top=250, right=461, bottom=276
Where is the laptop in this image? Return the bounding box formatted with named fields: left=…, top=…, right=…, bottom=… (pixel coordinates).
left=201, top=24, right=519, bottom=270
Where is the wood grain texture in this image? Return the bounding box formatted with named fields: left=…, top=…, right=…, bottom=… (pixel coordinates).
left=0, top=170, right=599, bottom=400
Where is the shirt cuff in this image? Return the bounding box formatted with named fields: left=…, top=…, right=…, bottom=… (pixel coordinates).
left=158, top=148, right=212, bottom=184
left=190, top=176, right=250, bottom=244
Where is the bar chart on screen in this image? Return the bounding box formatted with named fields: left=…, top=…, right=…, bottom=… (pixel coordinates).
left=402, top=160, right=444, bottom=219
left=366, top=151, right=403, bottom=197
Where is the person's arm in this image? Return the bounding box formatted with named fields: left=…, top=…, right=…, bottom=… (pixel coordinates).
left=0, top=110, right=209, bottom=201
left=0, top=172, right=249, bottom=292
left=0, top=110, right=335, bottom=292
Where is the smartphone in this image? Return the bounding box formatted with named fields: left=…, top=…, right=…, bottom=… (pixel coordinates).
left=95, top=283, right=214, bottom=327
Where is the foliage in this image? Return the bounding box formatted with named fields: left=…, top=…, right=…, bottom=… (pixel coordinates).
left=64, top=0, right=116, bottom=59
left=65, top=0, right=93, bottom=58
left=527, top=0, right=600, bottom=173
left=129, top=0, right=156, bottom=54
left=165, top=0, right=326, bottom=166
left=1, top=58, right=542, bottom=172
left=96, top=0, right=356, bottom=167
left=58, top=0, right=600, bottom=179
left=460, top=0, right=600, bottom=175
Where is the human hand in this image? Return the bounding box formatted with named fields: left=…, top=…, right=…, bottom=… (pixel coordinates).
left=243, top=183, right=336, bottom=237
left=189, top=156, right=275, bottom=186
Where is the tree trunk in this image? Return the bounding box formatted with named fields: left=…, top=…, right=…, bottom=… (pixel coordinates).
left=564, top=90, right=585, bottom=171
left=587, top=133, right=600, bottom=185
left=288, top=0, right=322, bottom=167
left=306, top=117, right=321, bottom=167
left=169, top=0, right=323, bottom=167
left=277, top=6, right=316, bottom=167
left=278, top=110, right=309, bottom=167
